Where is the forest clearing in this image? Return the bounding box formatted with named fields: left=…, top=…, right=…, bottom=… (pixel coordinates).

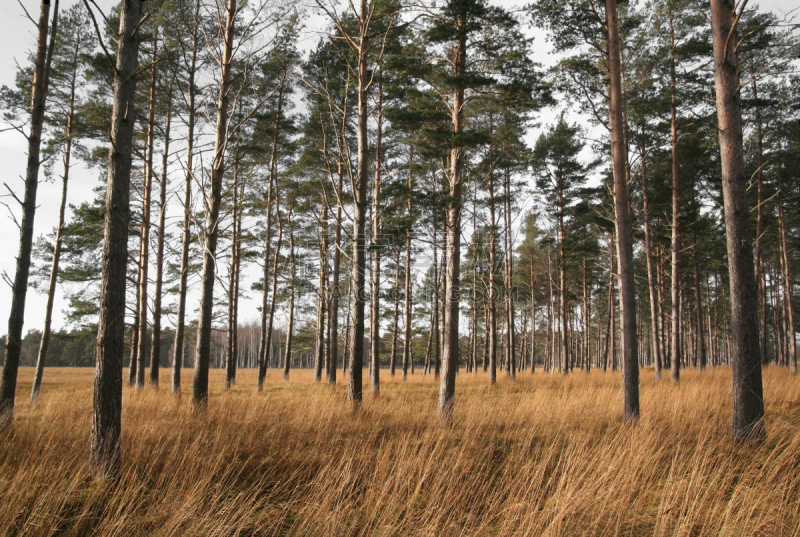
left=1, top=366, right=799, bottom=536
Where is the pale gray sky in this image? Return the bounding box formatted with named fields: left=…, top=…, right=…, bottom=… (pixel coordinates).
left=0, top=0, right=796, bottom=339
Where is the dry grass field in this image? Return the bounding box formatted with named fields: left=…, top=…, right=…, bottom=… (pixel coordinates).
left=1, top=366, right=799, bottom=536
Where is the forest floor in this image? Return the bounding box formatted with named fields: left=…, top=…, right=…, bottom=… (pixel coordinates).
left=1, top=366, right=799, bottom=536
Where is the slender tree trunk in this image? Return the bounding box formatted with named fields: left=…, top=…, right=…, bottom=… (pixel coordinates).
left=402, top=170, right=414, bottom=378
left=344, top=273, right=352, bottom=375
left=606, top=0, right=639, bottom=420
left=777, top=164, right=796, bottom=373
left=582, top=260, right=590, bottom=372
left=668, top=16, right=681, bottom=384
left=559, top=200, right=568, bottom=376
left=693, top=237, right=707, bottom=372
left=0, top=0, right=56, bottom=421
left=369, top=80, right=382, bottom=394
left=751, top=80, right=768, bottom=365
left=391, top=250, right=401, bottom=378
left=347, top=0, right=370, bottom=404
left=33, top=38, right=74, bottom=403
left=89, top=0, right=143, bottom=479
left=315, top=202, right=328, bottom=381
left=193, top=0, right=236, bottom=407
left=504, top=169, right=516, bottom=379
left=284, top=212, right=296, bottom=380
left=487, top=173, right=498, bottom=384
left=129, top=269, right=141, bottom=385
left=150, top=85, right=172, bottom=389
left=642, top=151, right=662, bottom=380
left=438, top=18, right=466, bottom=423
left=225, top=158, right=241, bottom=389
left=172, top=0, right=200, bottom=394
left=438, top=214, right=446, bottom=377
left=432, top=219, right=440, bottom=378
left=530, top=263, right=536, bottom=373
left=136, top=36, right=158, bottom=391
left=328, top=168, right=343, bottom=384
left=257, top=89, right=285, bottom=389
left=264, top=182, right=284, bottom=378
left=710, top=0, right=765, bottom=440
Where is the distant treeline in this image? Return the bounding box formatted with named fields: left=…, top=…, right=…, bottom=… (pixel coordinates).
left=0, top=327, right=174, bottom=369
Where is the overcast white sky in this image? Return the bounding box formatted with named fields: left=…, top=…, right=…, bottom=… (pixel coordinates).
left=0, top=0, right=796, bottom=339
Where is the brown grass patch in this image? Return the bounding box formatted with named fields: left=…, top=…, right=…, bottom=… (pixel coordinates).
left=1, top=366, right=799, bottom=536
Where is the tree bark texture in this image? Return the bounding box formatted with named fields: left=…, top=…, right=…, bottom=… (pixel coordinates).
left=89, top=0, right=144, bottom=479
left=710, top=0, right=765, bottom=441
left=605, top=0, right=639, bottom=421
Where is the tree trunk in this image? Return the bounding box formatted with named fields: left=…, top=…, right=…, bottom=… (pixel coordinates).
left=193, top=0, right=236, bottom=407
left=33, top=21, right=74, bottom=402
left=89, top=0, right=143, bottom=479
left=172, top=0, right=200, bottom=394
left=504, top=169, right=516, bottom=379
left=487, top=173, right=498, bottom=384
left=693, top=238, right=707, bottom=372
left=391, top=250, right=401, bottom=377
left=642, top=151, right=662, bottom=380
left=668, top=15, right=681, bottom=384
left=431, top=218, right=440, bottom=378
left=777, top=164, right=796, bottom=373
left=257, top=88, right=284, bottom=389
left=328, top=167, right=343, bottom=384
left=559, top=194, right=568, bottom=375
left=225, top=158, right=241, bottom=389
left=283, top=212, right=296, bottom=380
left=752, top=79, right=768, bottom=365
left=606, top=0, right=639, bottom=420
left=438, top=17, right=466, bottom=423
left=150, top=85, right=172, bottom=389
left=438, top=214, right=447, bottom=377
left=710, top=0, right=765, bottom=440
left=347, top=0, right=370, bottom=404
left=136, top=35, right=158, bottom=391
left=0, top=0, right=56, bottom=422
left=369, top=79, right=382, bottom=394
left=402, top=172, right=414, bottom=379
left=530, top=263, right=536, bottom=373
left=315, top=202, right=328, bottom=381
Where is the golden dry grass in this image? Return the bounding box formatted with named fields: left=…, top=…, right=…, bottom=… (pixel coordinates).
left=1, top=366, right=800, bottom=536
